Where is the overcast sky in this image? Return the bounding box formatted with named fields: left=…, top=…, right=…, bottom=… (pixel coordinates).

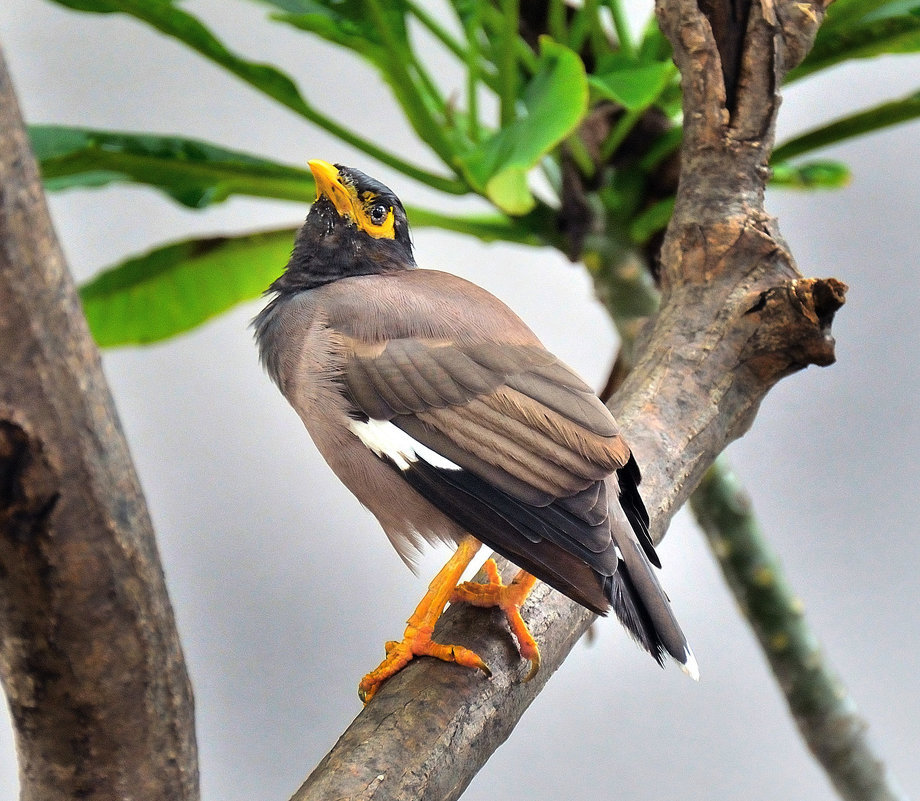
left=1, top=3, right=919, bottom=800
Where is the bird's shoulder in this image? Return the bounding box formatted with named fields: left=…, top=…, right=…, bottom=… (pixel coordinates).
left=316, top=269, right=542, bottom=348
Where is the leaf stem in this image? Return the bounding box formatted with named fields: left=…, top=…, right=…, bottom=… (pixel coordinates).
left=405, top=0, right=466, bottom=59
left=463, top=2, right=484, bottom=143
left=601, top=107, right=642, bottom=160
left=407, top=206, right=546, bottom=245
left=566, top=132, right=596, bottom=178
left=548, top=0, right=568, bottom=42
left=498, top=0, right=520, bottom=126
left=363, top=0, right=456, bottom=164
left=301, top=103, right=467, bottom=193
left=607, top=0, right=637, bottom=58
left=569, top=0, right=604, bottom=54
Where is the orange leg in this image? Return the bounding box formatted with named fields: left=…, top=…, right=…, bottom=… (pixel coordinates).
left=451, top=560, right=541, bottom=680
left=359, top=536, right=490, bottom=704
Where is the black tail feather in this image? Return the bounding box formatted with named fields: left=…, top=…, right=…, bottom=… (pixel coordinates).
left=616, top=454, right=659, bottom=568
left=604, top=563, right=666, bottom=666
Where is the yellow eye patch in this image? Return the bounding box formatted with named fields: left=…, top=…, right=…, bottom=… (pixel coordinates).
left=356, top=199, right=395, bottom=240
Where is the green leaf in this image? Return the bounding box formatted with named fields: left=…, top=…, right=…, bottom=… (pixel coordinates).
left=773, top=90, right=920, bottom=161
left=78, top=207, right=556, bottom=347
left=588, top=60, right=674, bottom=111
left=31, top=125, right=315, bottom=207
left=243, top=0, right=317, bottom=11
left=769, top=160, right=851, bottom=189
left=458, top=38, right=588, bottom=214
left=29, top=124, right=547, bottom=247
left=79, top=229, right=296, bottom=347
left=790, top=12, right=920, bottom=81
left=271, top=0, right=408, bottom=71
left=47, top=0, right=314, bottom=115
left=821, top=0, right=919, bottom=30
left=629, top=196, right=674, bottom=244
left=45, top=0, right=469, bottom=191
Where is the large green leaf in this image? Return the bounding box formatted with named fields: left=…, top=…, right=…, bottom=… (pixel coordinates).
left=31, top=123, right=547, bottom=248
left=457, top=38, right=588, bottom=215
left=790, top=9, right=920, bottom=81
left=588, top=58, right=675, bottom=111
left=79, top=229, right=296, bottom=347
left=773, top=90, right=920, bottom=161
left=31, top=125, right=315, bottom=207
left=48, top=0, right=313, bottom=115
left=79, top=209, right=551, bottom=347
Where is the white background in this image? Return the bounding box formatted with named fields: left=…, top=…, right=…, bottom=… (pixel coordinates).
left=1, top=2, right=918, bottom=799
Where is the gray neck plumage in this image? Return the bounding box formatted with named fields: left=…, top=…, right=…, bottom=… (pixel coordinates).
left=252, top=292, right=294, bottom=391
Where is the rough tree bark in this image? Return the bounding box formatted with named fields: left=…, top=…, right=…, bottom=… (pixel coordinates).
left=0, top=44, right=198, bottom=800
left=292, top=1, right=845, bottom=800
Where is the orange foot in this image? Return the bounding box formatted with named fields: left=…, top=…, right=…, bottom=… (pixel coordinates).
left=359, top=536, right=491, bottom=704
left=451, top=559, right=540, bottom=680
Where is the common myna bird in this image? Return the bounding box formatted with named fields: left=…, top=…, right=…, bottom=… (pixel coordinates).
left=255, top=160, right=697, bottom=703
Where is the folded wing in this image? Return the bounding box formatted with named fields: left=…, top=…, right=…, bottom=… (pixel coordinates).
left=341, top=335, right=632, bottom=613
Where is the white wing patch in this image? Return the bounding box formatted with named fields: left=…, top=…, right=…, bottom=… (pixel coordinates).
left=349, top=417, right=461, bottom=472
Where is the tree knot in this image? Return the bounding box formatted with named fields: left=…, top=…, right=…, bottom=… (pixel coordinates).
left=790, top=277, right=848, bottom=328
left=741, top=275, right=848, bottom=378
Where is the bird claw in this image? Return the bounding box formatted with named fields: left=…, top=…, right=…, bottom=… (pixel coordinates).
left=451, top=561, right=542, bottom=681
left=359, top=625, right=492, bottom=704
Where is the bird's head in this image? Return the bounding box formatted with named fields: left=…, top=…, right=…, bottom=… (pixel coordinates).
left=274, top=161, right=415, bottom=293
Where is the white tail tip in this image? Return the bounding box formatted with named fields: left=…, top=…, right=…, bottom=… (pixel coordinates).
left=679, top=646, right=700, bottom=682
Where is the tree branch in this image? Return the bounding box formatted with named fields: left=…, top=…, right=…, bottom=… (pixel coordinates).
left=0, top=43, right=198, bottom=800
left=291, top=2, right=847, bottom=799
left=691, top=458, right=909, bottom=801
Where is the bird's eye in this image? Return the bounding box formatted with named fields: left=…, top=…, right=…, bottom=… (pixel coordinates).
left=369, top=204, right=389, bottom=226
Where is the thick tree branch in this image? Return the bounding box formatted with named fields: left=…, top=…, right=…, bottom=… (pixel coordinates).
left=691, top=458, right=908, bottom=801
left=292, top=2, right=846, bottom=800
left=0, top=43, right=198, bottom=799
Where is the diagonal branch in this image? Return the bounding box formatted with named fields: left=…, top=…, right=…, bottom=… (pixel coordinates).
left=691, top=459, right=909, bottom=801
left=0, top=42, right=198, bottom=800
left=291, top=3, right=846, bottom=800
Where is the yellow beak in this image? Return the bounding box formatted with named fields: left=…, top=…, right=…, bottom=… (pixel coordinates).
left=308, top=160, right=357, bottom=221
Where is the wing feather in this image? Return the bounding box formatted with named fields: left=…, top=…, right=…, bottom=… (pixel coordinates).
left=337, top=330, right=636, bottom=609
left=385, top=340, right=447, bottom=408
left=427, top=345, right=501, bottom=394
left=419, top=405, right=591, bottom=497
